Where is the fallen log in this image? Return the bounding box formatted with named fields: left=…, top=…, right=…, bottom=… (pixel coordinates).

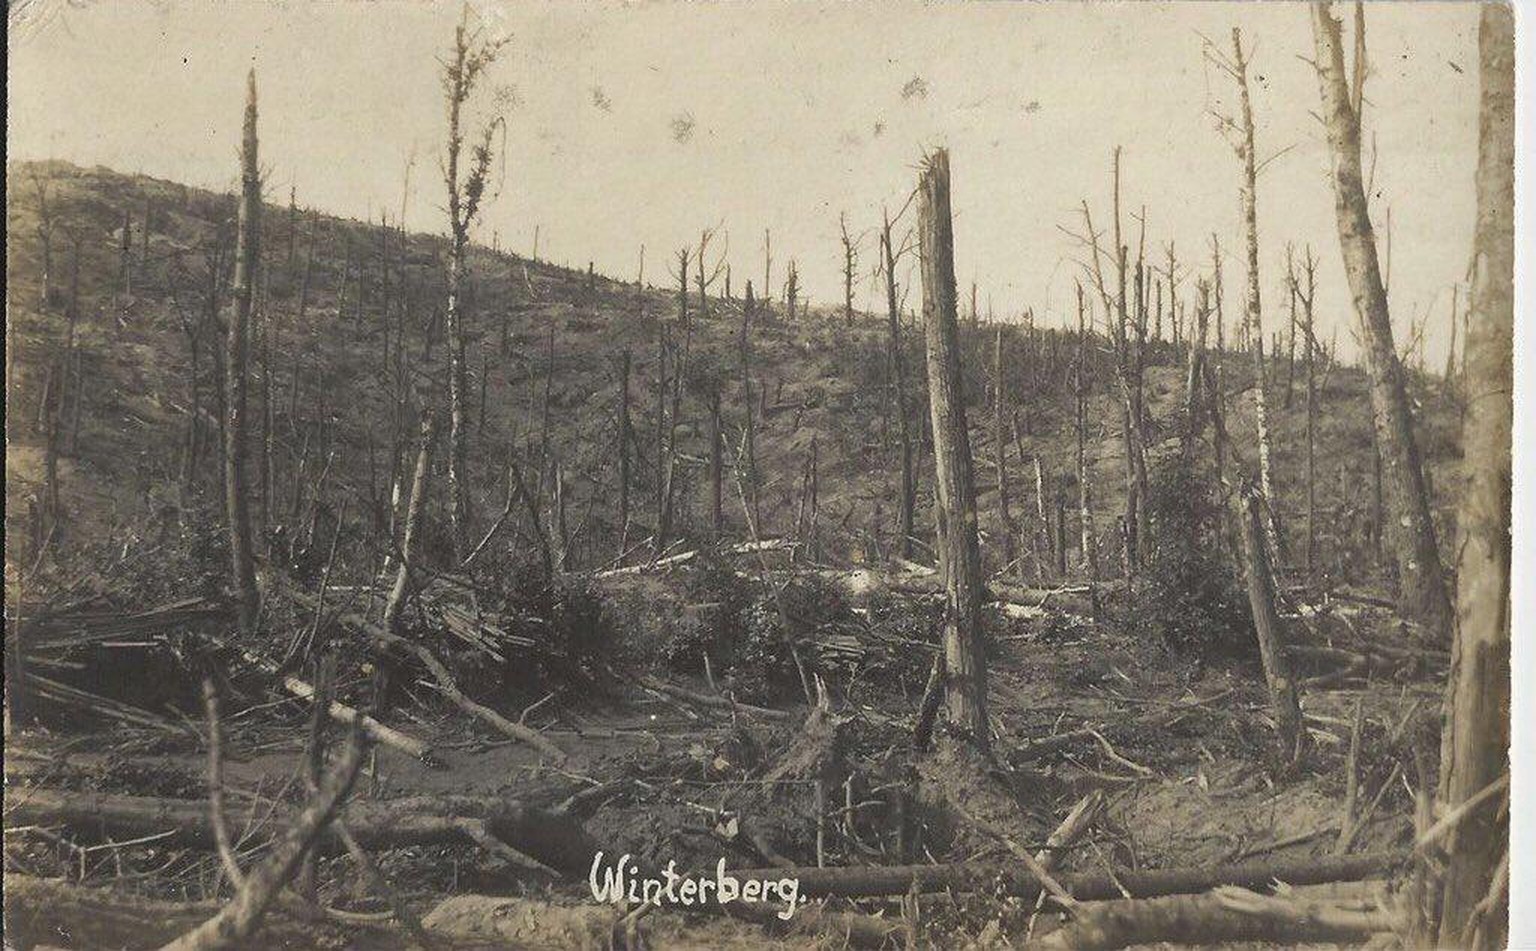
left=210, top=634, right=432, bottom=762
left=636, top=674, right=794, bottom=722
left=594, top=539, right=795, bottom=578
left=160, top=729, right=369, bottom=951
left=729, top=850, right=1405, bottom=900
left=1030, top=883, right=1397, bottom=950
left=5, top=788, right=598, bottom=876
left=296, top=596, right=567, bottom=763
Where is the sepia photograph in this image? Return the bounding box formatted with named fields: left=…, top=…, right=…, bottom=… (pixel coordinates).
left=3, top=1, right=1520, bottom=948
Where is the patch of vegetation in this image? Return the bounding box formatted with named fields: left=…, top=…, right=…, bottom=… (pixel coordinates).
left=1139, top=461, right=1253, bottom=662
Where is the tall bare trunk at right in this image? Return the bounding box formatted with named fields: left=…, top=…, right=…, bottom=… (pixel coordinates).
left=1309, top=2, right=1453, bottom=639
left=1434, top=5, right=1513, bottom=947
left=225, top=70, right=262, bottom=632
left=917, top=150, right=988, bottom=751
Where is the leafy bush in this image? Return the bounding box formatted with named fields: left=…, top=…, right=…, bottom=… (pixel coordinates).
left=657, top=553, right=756, bottom=672
left=1139, top=462, right=1253, bottom=661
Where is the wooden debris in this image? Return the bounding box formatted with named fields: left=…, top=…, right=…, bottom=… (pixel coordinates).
left=1031, top=882, right=1397, bottom=950
left=729, top=850, right=1405, bottom=899
left=5, top=788, right=599, bottom=876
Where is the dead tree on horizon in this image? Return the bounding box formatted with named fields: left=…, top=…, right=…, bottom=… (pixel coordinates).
left=1431, top=5, right=1512, bottom=947
left=783, top=259, right=799, bottom=321
left=1309, top=1, right=1454, bottom=640
left=225, top=70, right=262, bottom=633
left=917, top=149, right=988, bottom=752
left=839, top=212, right=859, bottom=326
left=696, top=226, right=727, bottom=319
left=439, top=8, right=506, bottom=562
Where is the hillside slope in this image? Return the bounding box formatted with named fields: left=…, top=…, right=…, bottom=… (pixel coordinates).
left=5, top=159, right=1464, bottom=598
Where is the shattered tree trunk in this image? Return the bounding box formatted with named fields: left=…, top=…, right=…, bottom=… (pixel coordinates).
left=917, top=149, right=989, bottom=751
left=383, top=414, right=435, bottom=633
left=225, top=71, right=262, bottom=633
left=1238, top=489, right=1306, bottom=766
left=1434, top=6, right=1513, bottom=948
left=1309, top=1, right=1453, bottom=639
left=882, top=210, right=916, bottom=560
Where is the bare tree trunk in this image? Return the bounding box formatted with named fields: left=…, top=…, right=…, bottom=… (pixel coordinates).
left=552, top=458, right=569, bottom=572
left=882, top=210, right=916, bottom=561
left=1231, top=28, right=1282, bottom=558
left=141, top=196, right=152, bottom=266
left=40, top=363, right=62, bottom=539
left=617, top=348, right=632, bottom=555
left=446, top=237, right=470, bottom=561
left=1294, top=248, right=1319, bottom=574
left=654, top=323, right=669, bottom=551
left=709, top=386, right=723, bottom=542
left=1444, top=283, right=1460, bottom=386
left=440, top=13, right=504, bottom=562
left=261, top=316, right=274, bottom=536
left=119, top=208, right=132, bottom=297
left=225, top=71, right=262, bottom=633
left=1238, top=488, right=1306, bottom=766
left=383, top=414, right=435, bottom=633
left=840, top=213, right=856, bottom=326
left=917, top=150, right=988, bottom=751
left=286, top=186, right=298, bottom=269
left=1033, top=456, right=1050, bottom=582
left=1310, top=1, right=1453, bottom=639
left=1433, top=6, right=1512, bottom=947
left=739, top=282, right=762, bottom=533
left=992, top=328, right=1016, bottom=573
left=1283, top=247, right=1299, bottom=409
left=1182, top=280, right=1210, bottom=455
left=763, top=229, right=772, bottom=314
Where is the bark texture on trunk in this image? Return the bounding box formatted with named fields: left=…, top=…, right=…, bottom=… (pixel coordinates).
left=1434, top=6, right=1513, bottom=948
left=1238, top=489, right=1306, bottom=766
left=225, top=71, right=261, bottom=633
left=383, top=414, right=435, bottom=633
left=917, top=150, right=988, bottom=751
left=1309, top=2, right=1453, bottom=639
left=1232, top=28, right=1280, bottom=556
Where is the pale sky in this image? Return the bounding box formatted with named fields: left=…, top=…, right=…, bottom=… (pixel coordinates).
left=8, top=0, right=1484, bottom=366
